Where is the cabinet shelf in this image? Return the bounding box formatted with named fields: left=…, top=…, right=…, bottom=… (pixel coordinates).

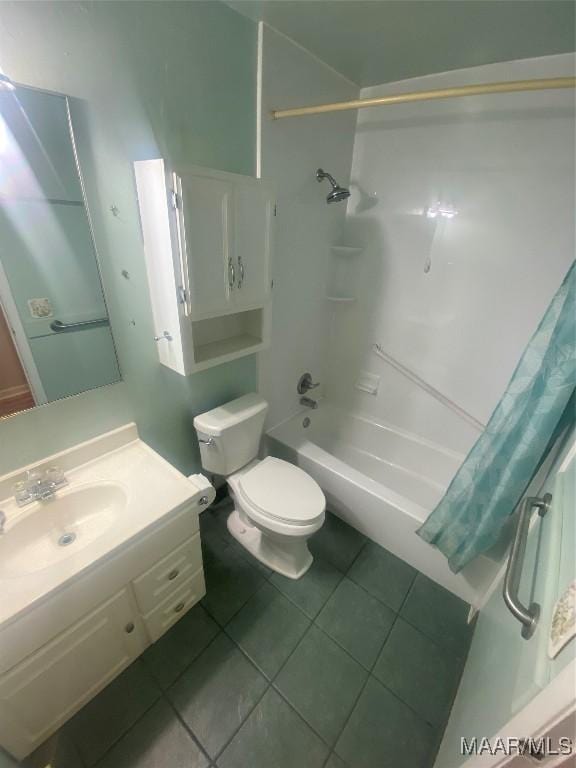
left=194, top=334, right=263, bottom=364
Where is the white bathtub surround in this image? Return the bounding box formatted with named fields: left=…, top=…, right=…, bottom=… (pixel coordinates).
left=267, top=403, right=499, bottom=604
left=328, top=53, right=575, bottom=460
left=258, top=24, right=358, bottom=428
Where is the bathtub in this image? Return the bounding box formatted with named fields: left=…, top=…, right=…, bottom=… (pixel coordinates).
left=267, top=402, right=492, bottom=605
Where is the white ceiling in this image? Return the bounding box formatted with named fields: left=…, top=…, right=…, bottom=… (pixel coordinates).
left=228, top=0, right=576, bottom=87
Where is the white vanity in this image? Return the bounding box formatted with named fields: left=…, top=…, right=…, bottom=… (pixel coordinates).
left=0, top=424, right=214, bottom=760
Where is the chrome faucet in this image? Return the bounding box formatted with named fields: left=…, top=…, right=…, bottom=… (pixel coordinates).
left=14, top=466, right=68, bottom=507
left=297, top=372, right=320, bottom=395
left=298, top=372, right=320, bottom=409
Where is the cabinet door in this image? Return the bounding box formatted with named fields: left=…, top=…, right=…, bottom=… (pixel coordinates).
left=234, top=180, right=273, bottom=309
left=0, top=588, right=146, bottom=760
left=178, top=173, right=233, bottom=318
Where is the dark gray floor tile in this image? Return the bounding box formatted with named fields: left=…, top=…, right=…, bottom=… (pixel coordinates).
left=0, top=750, right=18, bottom=768
left=324, top=754, right=349, bottom=768
left=199, top=506, right=233, bottom=562
left=400, top=574, right=473, bottom=656
left=347, top=541, right=416, bottom=611
left=201, top=545, right=265, bottom=625
left=309, top=513, right=366, bottom=573
left=168, top=633, right=267, bottom=759
left=22, top=732, right=81, bottom=768
left=275, top=626, right=367, bottom=746
left=316, top=578, right=395, bottom=668
left=97, top=700, right=208, bottom=768
left=217, top=688, right=328, bottom=768
left=269, top=557, right=342, bottom=619
left=142, top=604, right=220, bottom=689
left=226, top=583, right=310, bottom=678
left=66, top=661, right=161, bottom=767
left=335, top=677, right=435, bottom=768
left=373, top=618, right=463, bottom=727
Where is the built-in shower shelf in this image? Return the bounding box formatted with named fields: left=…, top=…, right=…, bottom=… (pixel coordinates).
left=325, top=296, right=356, bottom=303
left=331, top=246, right=363, bottom=256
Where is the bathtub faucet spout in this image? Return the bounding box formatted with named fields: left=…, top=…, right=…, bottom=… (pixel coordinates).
left=300, top=396, right=318, bottom=410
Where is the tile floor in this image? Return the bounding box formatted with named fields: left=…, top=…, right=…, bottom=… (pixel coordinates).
left=2, top=500, right=475, bottom=768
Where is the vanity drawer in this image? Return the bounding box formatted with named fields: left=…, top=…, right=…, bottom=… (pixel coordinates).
left=132, top=534, right=202, bottom=615
left=143, top=570, right=206, bottom=642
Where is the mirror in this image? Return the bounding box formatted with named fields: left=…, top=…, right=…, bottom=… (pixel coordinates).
left=0, top=85, right=120, bottom=418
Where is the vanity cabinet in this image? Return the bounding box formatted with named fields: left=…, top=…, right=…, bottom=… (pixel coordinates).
left=0, top=505, right=206, bottom=760
left=0, top=589, right=147, bottom=756
left=135, top=159, right=273, bottom=375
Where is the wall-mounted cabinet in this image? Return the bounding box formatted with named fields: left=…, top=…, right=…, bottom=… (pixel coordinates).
left=135, top=160, right=273, bottom=375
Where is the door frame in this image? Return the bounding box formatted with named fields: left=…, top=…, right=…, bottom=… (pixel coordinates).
left=0, top=259, right=46, bottom=406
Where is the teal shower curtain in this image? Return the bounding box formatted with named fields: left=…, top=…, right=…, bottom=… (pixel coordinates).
left=418, top=260, right=576, bottom=573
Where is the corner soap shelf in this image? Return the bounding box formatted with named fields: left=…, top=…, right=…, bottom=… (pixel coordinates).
left=326, top=244, right=363, bottom=303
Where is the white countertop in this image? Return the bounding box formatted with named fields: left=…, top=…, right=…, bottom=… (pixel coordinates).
left=0, top=424, right=211, bottom=627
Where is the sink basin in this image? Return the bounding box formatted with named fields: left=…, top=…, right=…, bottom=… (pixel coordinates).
left=0, top=483, right=126, bottom=579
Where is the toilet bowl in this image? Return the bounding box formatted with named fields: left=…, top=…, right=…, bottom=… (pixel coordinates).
left=193, top=394, right=325, bottom=579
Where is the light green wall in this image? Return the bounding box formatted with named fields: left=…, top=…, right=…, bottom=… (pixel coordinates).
left=0, top=1, right=258, bottom=476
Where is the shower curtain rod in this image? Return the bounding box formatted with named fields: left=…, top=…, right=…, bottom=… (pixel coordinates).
left=270, top=77, right=576, bottom=120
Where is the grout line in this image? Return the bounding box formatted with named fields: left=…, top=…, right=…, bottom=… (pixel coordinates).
left=88, top=689, right=163, bottom=768
left=211, top=682, right=272, bottom=763
left=162, top=693, right=213, bottom=766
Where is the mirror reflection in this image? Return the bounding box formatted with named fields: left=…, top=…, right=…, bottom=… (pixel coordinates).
left=0, top=85, right=120, bottom=418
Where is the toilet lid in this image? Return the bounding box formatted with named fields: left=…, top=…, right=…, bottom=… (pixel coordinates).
left=238, top=457, right=325, bottom=525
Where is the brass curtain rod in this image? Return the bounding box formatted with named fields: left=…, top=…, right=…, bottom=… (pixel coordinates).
left=270, top=77, right=576, bottom=120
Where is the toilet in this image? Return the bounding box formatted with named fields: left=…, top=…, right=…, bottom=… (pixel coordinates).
left=194, top=393, right=325, bottom=579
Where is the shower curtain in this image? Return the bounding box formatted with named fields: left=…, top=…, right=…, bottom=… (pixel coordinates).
left=418, top=260, right=576, bottom=573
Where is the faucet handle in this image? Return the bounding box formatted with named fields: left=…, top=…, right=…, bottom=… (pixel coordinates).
left=297, top=372, right=320, bottom=394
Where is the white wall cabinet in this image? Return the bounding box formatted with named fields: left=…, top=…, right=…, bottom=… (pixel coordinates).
left=0, top=507, right=205, bottom=760
left=135, top=160, right=273, bottom=375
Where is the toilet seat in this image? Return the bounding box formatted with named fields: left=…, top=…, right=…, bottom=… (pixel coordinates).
left=237, top=457, right=325, bottom=526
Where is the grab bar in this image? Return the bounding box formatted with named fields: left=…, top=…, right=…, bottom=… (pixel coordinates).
left=50, top=317, right=109, bottom=333
left=503, top=493, right=551, bottom=639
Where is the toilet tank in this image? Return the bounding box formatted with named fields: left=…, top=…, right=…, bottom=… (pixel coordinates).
left=193, top=393, right=268, bottom=475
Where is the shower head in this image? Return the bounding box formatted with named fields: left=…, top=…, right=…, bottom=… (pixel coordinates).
left=316, top=168, right=350, bottom=204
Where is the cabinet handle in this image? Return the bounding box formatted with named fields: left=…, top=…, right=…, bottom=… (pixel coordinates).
left=168, top=569, right=179, bottom=581
left=228, top=258, right=236, bottom=288
left=238, top=257, right=244, bottom=289
left=174, top=601, right=186, bottom=613
left=125, top=622, right=135, bottom=634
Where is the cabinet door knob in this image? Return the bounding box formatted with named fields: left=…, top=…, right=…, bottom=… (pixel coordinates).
left=168, top=569, right=179, bottom=581
left=174, top=601, right=185, bottom=613
left=125, top=622, right=135, bottom=634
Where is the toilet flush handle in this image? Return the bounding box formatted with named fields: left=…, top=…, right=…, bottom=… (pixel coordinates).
left=198, top=437, right=215, bottom=446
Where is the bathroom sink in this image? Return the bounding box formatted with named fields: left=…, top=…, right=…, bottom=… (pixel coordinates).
left=0, top=483, right=126, bottom=579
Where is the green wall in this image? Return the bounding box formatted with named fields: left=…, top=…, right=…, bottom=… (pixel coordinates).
left=0, top=1, right=258, bottom=475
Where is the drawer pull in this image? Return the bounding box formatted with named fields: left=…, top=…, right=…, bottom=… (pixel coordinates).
left=125, top=622, right=135, bottom=634
left=174, top=601, right=186, bottom=613
left=168, top=569, right=180, bottom=581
